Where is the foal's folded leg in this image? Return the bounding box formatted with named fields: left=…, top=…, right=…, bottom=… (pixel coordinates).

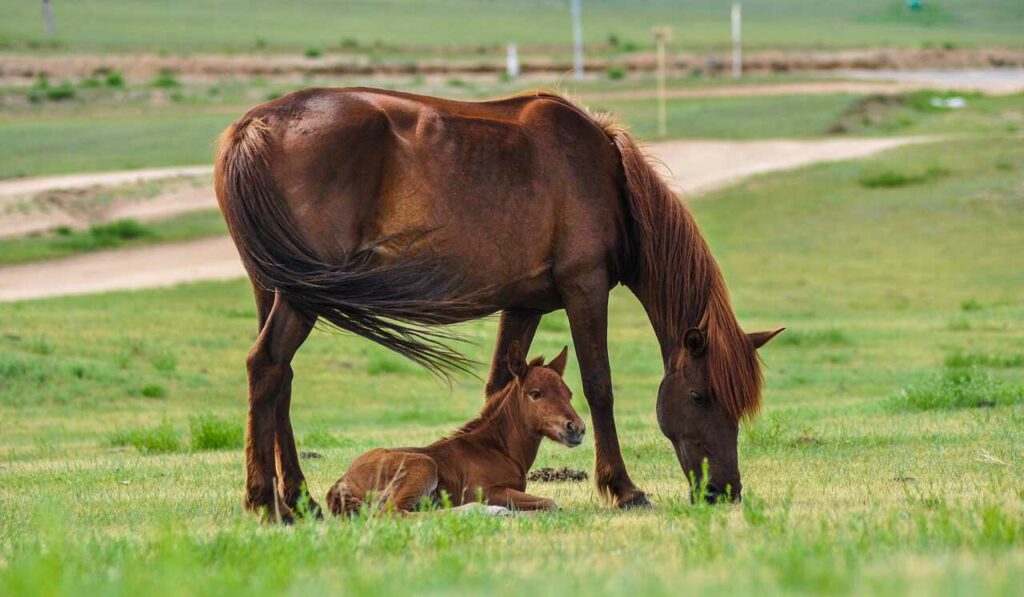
left=377, top=452, right=439, bottom=514
left=485, top=487, right=558, bottom=511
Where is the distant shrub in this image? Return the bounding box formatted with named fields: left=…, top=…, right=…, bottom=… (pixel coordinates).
left=945, top=351, right=1024, bottom=369
left=607, top=33, right=620, bottom=48
left=859, top=166, right=949, bottom=189
left=254, top=37, right=267, bottom=49
left=304, top=47, right=322, bottom=58
left=104, top=70, right=125, bottom=88
left=151, top=69, right=180, bottom=88
left=140, top=383, right=166, bottom=398
left=79, top=76, right=101, bottom=89
left=960, top=298, right=983, bottom=312
left=606, top=65, right=626, bottom=80
left=52, top=225, right=72, bottom=236
left=45, top=81, right=76, bottom=101
left=90, top=219, right=152, bottom=243
left=109, top=421, right=181, bottom=454
left=886, top=367, right=1022, bottom=412
left=189, top=413, right=244, bottom=451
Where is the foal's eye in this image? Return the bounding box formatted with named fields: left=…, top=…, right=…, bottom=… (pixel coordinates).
left=690, top=390, right=707, bottom=405
left=528, top=390, right=542, bottom=400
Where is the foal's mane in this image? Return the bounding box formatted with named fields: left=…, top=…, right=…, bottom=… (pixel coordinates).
left=448, top=356, right=546, bottom=438
left=542, top=94, right=763, bottom=421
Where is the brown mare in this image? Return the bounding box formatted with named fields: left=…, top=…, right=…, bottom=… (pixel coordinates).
left=215, top=87, right=782, bottom=521
left=326, top=344, right=583, bottom=516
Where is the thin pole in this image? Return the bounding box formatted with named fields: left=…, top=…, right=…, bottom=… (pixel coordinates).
left=652, top=26, right=672, bottom=138
left=656, top=35, right=666, bottom=137
left=571, top=0, right=584, bottom=80
left=731, top=3, right=742, bottom=79
left=506, top=42, right=520, bottom=79
left=41, top=0, right=55, bottom=37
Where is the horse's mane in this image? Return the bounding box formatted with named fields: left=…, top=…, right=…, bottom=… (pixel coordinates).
left=547, top=96, right=763, bottom=421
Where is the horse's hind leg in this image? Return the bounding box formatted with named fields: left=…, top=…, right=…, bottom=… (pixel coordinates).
left=383, top=454, right=439, bottom=513
left=245, top=290, right=313, bottom=522
left=484, top=309, right=541, bottom=396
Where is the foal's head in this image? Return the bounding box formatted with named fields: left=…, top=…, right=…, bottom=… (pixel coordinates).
left=507, top=343, right=585, bottom=447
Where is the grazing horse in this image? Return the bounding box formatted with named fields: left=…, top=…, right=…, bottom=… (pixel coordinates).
left=215, top=87, right=782, bottom=521
left=326, top=344, right=583, bottom=516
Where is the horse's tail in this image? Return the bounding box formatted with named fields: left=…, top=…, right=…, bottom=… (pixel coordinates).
left=215, top=115, right=475, bottom=377
left=325, top=479, right=364, bottom=518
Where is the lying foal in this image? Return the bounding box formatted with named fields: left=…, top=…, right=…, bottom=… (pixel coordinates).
left=326, top=344, right=585, bottom=516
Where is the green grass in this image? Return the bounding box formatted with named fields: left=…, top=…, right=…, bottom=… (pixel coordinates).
left=1, top=0, right=1021, bottom=53
left=0, top=211, right=227, bottom=265
left=0, top=138, right=1022, bottom=594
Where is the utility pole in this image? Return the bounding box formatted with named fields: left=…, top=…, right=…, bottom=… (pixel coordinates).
left=652, top=26, right=673, bottom=138
left=41, top=0, right=55, bottom=37
left=731, top=3, right=742, bottom=79
left=571, top=0, right=584, bottom=80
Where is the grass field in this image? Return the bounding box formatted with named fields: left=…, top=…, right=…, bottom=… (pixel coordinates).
left=2, top=0, right=1022, bottom=53
left=1, top=137, right=1021, bottom=594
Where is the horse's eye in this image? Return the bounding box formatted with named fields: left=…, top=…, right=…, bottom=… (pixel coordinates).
left=690, top=390, right=707, bottom=405
left=528, top=390, right=542, bottom=400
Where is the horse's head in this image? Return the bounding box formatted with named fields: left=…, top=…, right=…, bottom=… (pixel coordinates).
left=657, top=327, right=783, bottom=503
left=508, top=343, right=585, bottom=447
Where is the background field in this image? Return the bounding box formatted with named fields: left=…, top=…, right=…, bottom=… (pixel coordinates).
left=1, top=137, right=1021, bottom=594
left=3, top=0, right=1023, bottom=53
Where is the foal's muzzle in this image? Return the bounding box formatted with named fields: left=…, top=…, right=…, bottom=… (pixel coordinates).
left=561, top=420, right=586, bottom=447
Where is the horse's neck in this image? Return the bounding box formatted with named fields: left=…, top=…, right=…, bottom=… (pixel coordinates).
left=471, top=396, right=541, bottom=474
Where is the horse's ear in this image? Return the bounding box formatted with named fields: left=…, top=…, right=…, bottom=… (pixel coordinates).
left=507, top=341, right=527, bottom=379
left=748, top=327, right=785, bottom=349
left=547, top=346, right=569, bottom=377
left=683, top=328, right=706, bottom=356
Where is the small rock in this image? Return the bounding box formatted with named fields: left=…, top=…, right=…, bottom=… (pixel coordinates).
left=299, top=451, right=322, bottom=459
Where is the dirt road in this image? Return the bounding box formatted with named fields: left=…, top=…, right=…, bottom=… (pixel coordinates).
left=0, top=136, right=931, bottom=302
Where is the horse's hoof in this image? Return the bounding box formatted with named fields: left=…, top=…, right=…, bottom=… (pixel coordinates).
left=617, top=491, right=652, bottom=509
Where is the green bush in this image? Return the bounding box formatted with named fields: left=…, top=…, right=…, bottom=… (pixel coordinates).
left=151, top=69, right=180, bottom=88
left=304, top=47, right=322, bottom=58
left=606, top=65, right=626, bottom=80
left=887, top=367, right=1022, bottom=412
left=108, top=421, right=181, bottom=454
left=140, top=384, right=167, bottom=398
left=104, top=70, right=125, bottom=88
left=189, top=413, right=244, bottom=451
left=859, top=166, right=948, bottom=189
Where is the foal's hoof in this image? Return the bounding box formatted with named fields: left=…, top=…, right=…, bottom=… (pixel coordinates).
left=616, top=491, right=652, bottom=509
left=485, top=505, right=514, bottom=517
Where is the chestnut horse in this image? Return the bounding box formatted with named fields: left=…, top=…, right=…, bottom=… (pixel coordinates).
left=215, top=87, right=782, bottom=521
left=326, top=344, right=583, bottom=516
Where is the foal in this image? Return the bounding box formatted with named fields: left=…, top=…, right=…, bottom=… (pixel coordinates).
left=326, top=344, right=585, bottom=516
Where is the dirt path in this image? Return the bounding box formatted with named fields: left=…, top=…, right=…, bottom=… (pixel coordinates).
left=0, top=136, right=932, bottom=302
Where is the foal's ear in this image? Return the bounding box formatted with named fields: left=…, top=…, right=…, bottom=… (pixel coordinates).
left=507, top=341, right=528, bottom=379
left=748, top=327, right=785, bottom=350
left=547, top=346, right=569, bottom=377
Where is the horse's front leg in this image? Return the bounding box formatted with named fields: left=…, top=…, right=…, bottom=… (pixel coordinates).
left=484, top=309, right=541, bottom=396
left=485, top=487, right=557, bottom=511
left=245, top=292, right=313, bottom=522
left=562, top=275, right=650, bottom=508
